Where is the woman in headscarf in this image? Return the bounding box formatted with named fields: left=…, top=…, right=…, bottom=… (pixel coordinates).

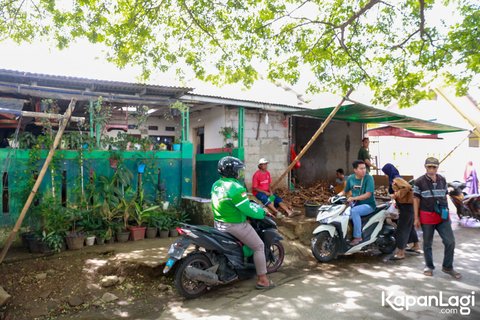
left=464, top=161, right=479, bottom=195
left=382, top=163, right=421, bottom=260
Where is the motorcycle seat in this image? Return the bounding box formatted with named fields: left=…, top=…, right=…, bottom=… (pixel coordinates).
left=186, top=224, right=239, bottom=242
left=360, top=203, right=388, bottom=224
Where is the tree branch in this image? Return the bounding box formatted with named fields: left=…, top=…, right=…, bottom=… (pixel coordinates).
left=339, top=0, right=382, bottom=29
left=180, top=0, right=229, bottom=57
left=419, top=0, right=425, bottom=40
left=391, top=28, right=420, bottom=49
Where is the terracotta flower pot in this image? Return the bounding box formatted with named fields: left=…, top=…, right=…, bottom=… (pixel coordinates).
left=129, top=226, right=146, bottom=241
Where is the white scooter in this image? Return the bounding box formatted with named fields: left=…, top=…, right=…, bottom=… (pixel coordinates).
left=311, top=195, right=396, bottom=262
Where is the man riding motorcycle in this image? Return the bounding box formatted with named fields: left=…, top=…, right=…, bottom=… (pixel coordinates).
left=212, top=156, right=275, bottom=289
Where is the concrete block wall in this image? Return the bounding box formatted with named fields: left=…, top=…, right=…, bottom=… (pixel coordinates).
left=226, top=107, right=290, bottom=191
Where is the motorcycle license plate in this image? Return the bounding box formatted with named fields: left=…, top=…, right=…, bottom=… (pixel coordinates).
left=167, top=243, right=186, bottom=259
left=163, top=258, right=177, bottom=274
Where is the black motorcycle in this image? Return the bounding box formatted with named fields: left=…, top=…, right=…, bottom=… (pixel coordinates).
left=163, top=215, right=284, bottom=299
left=448, top=181, right=480, bottom=220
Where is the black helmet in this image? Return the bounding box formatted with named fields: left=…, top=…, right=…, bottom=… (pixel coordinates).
left=218, top=156, right=245, bottom=179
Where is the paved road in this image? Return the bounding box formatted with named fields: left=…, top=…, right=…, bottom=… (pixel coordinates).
left=158, top=217, right=480, bottom=320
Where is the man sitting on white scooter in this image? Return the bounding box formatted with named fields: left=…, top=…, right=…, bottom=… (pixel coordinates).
left=337, top=160, right=377, bottom=246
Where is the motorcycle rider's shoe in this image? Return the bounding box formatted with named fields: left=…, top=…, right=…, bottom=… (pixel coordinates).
left=349, top=237, right=362, bottom=246
left=275, top=211, right=284, bottom=219
left=255, top=281, right=276, bottom=290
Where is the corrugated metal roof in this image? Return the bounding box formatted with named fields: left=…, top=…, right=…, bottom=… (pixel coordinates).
left=0, top=68, right=192, bottom=98
left=183, top=93, right=306, bottom=112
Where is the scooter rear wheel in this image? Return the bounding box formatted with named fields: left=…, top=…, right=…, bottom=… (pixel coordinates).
left=311, top=231, right=338, bottom=262
left=174, top=253, right=212, bottom=299
left=266, top=241, right=285, bottom=273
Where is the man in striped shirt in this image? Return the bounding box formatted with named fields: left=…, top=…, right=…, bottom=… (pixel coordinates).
left=413, top=157, right=461, bottom=279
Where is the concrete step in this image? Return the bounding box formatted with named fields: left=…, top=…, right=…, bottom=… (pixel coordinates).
left=276, top=215, right=318, bottom=246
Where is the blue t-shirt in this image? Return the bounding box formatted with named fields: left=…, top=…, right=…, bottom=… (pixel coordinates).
left=344, top=174, right=376, bottom=210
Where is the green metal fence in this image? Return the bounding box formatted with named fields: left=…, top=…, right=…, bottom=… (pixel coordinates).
left=0, top=149, right=183, bottom=227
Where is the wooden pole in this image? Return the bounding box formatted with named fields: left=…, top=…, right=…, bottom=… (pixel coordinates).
left=439, top=131, right=471, bottom=164
left=0, top=99, right=76, bottom=264
left=271, top=88, right=353, bottom=190
left=434, top=88, right=480, bottom=138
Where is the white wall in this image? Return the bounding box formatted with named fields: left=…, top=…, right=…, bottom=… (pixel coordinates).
left=189, top=106, right=225, bottom=149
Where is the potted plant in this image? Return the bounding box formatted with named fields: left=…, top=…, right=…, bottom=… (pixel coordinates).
left=64, top=208, right=85, bottom=250
left=219, top=127, right=238, bottom=148
left=126, top=191, right=160, bottom=241
left=145, top=210, right=161, bottom=238
left=38, top=194, right=69, bottom=253
left=109, top=151, right=121, bottom=169
left=155, top=215, right=171, bottom=238
left=172, top=137, right=181, bottom=151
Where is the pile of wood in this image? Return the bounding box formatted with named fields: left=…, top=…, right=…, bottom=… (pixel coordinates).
left=276, top=181, right=332, bottom=207
left=276, top=182, right=392, bottom=208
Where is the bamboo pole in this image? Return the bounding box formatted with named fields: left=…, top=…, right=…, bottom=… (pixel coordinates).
left=0, top=99, right=77, bottom=264
left=271, top=88, right=353, bottom=190
left=439, top=131, right=472, bottom=164
left=0, top=108, right=84, bottom=123
left=434, top=88, right=480, bottom=138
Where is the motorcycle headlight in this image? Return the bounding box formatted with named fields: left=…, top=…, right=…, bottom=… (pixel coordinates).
left=320, top=218, right=329, bottom=224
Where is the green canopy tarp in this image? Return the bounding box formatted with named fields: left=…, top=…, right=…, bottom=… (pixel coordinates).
left=289, top=103, right=466, bottom=134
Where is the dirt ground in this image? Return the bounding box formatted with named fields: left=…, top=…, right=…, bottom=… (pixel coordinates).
left=0, top=227, right=314, bottom=320
left=0, top=239, right=179, bottom=320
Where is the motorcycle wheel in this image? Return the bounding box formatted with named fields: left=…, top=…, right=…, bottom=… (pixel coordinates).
left=174, top=253, right=212, bottom=299
left=378, top=236, right=396, bottom=254
left=311, top=231, right=338, bottom=263
left=266, top=241, right=285, bottom=274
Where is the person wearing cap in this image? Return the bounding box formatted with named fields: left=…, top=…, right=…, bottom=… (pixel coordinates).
left=413, top=157, right=461, bottom=279
left=252, top=158, right=294, bottom=218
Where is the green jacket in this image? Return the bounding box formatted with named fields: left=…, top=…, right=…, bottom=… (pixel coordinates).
left=211, top=177, right=265, bottom=223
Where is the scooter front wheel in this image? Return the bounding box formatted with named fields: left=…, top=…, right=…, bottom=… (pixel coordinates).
left=311, top=231, right=338, bottom=263
left=174, top=253, right=212, bottom=299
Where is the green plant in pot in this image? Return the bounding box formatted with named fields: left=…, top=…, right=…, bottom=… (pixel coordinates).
left=155, top=214, right=171, bottom=238
left=144, top=209, right=162, bottom=238
left=109, top=151, right=121, bottom=169
left=64, top=207, right=86, bottom=250
left=219, top=127, right=238, bottom=148
left=38, top=194, right=69, bottom=253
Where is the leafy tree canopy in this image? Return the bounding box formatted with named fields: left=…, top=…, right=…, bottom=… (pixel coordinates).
left=1, top=0, right=478, bottom=107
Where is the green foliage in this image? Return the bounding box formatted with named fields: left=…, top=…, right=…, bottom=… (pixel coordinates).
left=62, top=132, right=85, bottom=150
left=1, top=1, right=477, bottom=106
left=17, top=132, right=36, bottom=149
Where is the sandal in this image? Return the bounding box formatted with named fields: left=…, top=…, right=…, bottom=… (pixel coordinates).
left=390, top=255, right=405, bottom=261
left=255, top=281, right=276, bottom=290
left=406, top=248, right=422, bottom=254
left=423, top=267, right=433, bottom=276
left=349, top=238, right=362, bottom=246
left=442, top=268, right=462, bottom=280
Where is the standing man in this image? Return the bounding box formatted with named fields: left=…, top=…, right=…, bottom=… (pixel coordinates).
left=252, top=158, right=294, bottom=218
left=338, top=160, right=376, bottom=246
left=413, top=157, right=461, bottom=279
left=357, top=137, right=376, bottom=173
